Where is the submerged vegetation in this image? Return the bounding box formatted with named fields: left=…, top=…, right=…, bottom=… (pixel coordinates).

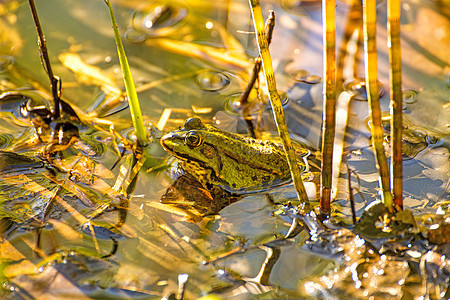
left=0, top=0, right=448, bottom=299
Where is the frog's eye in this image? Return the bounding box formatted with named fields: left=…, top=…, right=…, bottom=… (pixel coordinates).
left=185, top=131, right=202, bottom=148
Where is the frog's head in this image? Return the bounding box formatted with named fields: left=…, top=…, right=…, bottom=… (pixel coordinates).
left=160, top=118, right=221, bottom=176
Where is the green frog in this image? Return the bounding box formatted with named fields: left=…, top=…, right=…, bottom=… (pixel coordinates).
left=160, top=118, right=310, bottom=193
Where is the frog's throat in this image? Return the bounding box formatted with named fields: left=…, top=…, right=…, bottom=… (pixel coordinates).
left=181, top=159, right=217, bottom=187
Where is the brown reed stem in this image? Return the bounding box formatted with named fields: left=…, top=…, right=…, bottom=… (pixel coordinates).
left=28, top=0, right=61, bottom=118
left=241, top=11, right=275, bottom=139
left=239, top=11, right=275, bottom=107
left=248, top=0, right=310, bottom=209
left=320, top=0, right=337, bottom=216
left=387, top=0, right=403, bottom=209
left=362, top=0, right=393, bottom=208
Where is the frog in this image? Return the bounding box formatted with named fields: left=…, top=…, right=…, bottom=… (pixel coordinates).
left=160, top=117, right=311, bottom=194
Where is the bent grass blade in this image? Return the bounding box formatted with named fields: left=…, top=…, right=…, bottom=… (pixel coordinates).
left=104, top=0, right=147, bottom=147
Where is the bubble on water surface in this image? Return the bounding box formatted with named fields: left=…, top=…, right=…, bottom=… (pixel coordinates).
left=76, top=136, right=104, bottom=157
left=343, top=78, right=384, bottom=101
left=90, top=131, right=113, bottom=144
left=292, top=70, right=322, bottom=84
left=224, top=91, right=289, bottom=115
left=132, top=1, right=188, bottom=38
left=77, top=130, right=120, bottom=157
left=292, top=69, right=310, bottom=81
left=402, top=89, right=418, bottom=104
left=303, top=75, right=321, bottom=84
left=195, top=70, right=230, bottom=92
left=125, top=30, right=148, bottom=44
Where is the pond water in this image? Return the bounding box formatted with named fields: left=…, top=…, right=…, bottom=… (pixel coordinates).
left=0, top=0, right=449, bottom=299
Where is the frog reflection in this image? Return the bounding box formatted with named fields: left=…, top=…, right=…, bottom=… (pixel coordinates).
left=381, top=116, right=445, bottom=159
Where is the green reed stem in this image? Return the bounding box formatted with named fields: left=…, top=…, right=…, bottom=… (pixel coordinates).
left=320, top=0, right=337, bottom=215
left=248, top=0, right=310, bottom=209
left=362, top=0, right=393, bottom=208
left=105, top=0, right=147, bottom=147
left=387, top=0, right=403, bottom=209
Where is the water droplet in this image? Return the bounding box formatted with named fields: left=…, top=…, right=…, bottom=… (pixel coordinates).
left=132, top=2, right=188, bottom=38
left=0, top=55, right=13, bottom=72
left=343, top=78, right=384, bottom=101
left=9, top=285, right=18, bottom=292
left=402, top=89, right=418, bottom=104
left=195, top=70, right=230, bottom=91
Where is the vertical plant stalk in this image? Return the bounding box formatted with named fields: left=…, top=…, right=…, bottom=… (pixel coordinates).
left=28, top=0, right=61, bottom=118
left=248, top=0, right=310, bottom=209
left=105, top=0, right=147, bottom=147
left=239, top=11, right=275, bottom=138
left=240, top=12, right=275, bottom=139
left=239, top=12, right=275, bottom=107
left=320, top=0, right=337, bottom=215
left=362, top=0, right=393, bottom=207
left=387, top=0, right=403, bottom=209
left=335, top=0, right=362, bottom=85
left=347, top=166, right=357, bottom=224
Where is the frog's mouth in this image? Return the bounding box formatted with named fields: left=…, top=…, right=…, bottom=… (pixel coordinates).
left=160, top=134, right=175, bottom=152
left=161, top=135, right=186, bottom=159
left=161, top=133, right=221, bottom=178
left=161, top=134, right=211, bottom=164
